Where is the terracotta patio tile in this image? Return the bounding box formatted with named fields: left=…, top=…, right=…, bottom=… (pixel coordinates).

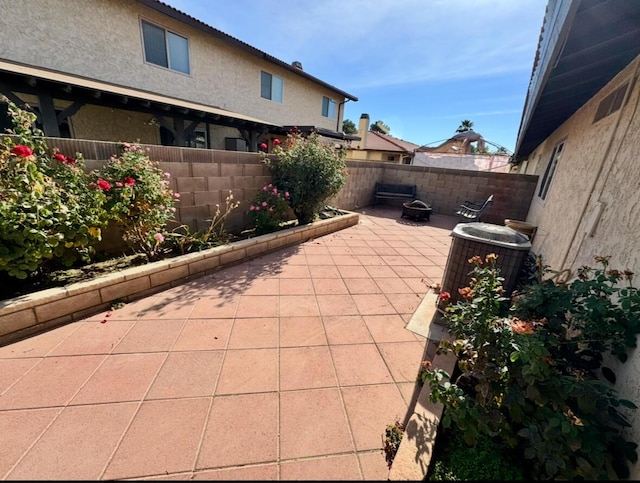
left=363, top=265, right=398, bottom=278
left=279, top=316, right=327, bottom=347
left=330, top=344, right=393, bottom=386
left=341, top=384, right=408, bottom=451
left=377, top=341, right=428, bottom=382
left=102, top=398, right=210, bottom=480
left=308, top=265, right=341, bottom=278
left=419, top=265, right=446, bottom=279
left=362, top=314, right=418, bottom=343
left=242, top=277, right=279, bottom=295
left=280, top=346, right=337, bottom=390
left=302, top=244, right=331, bottom=256
left=385, top=292, right=424, bottom=314
left=197, top=393, right=278, bottom=469
left=326, top=245, right=355, bottom=255
left=6, top=403, right=138, bottom=480
left=392, top=265, right=427, bottom=278
left=0, top=355, right=105, bottom=410
left=322, top=315, right=374, bottom=345
left=215, top=348, right=278, bottom=395
left=348, top=245, right=378, bottom=255
left=189, top=294, right=240, bottom=318
left=355, top=255, right=386, bottom=266
left=146, top=351, right=224, bottom=399
left=0, top=408, right=62, bottom=476
left=312, top=278, right=349, bottom=295
left=0, top=322, right=78, bottom=358
left=279, top=295, right=321, bottom=317
left=358, top=451, right=392, bottom=481
left=235, top=295, right=278, bottom=318
left=228, top=317, right=278, bottom=349
left=332, top=255, right=363, bottom=266
left=280, top=388, right=354, bottom=459
left=0, top=358, right=40, bottom=393
left=279, top=277, right=315, bottom=295
left=71, top=352, right=166, bottom=404
left=316, top=294, right=359, bottom=316
left=172, top=319, right=233, bottom=351
left=305, top=254, right=333, bottom=266
left=397, top=381, right=422, bottom=407
left=403, top=277, right=431, bottom=293
left=112, top=319, right=185, bottom=353
left=278, top=264, right=312, bottom=278
left=135, top=296, right=197, bottom=319
left=373, top=277, right=413, bottom=294
left=337, top=265, right=371, bottom=278
left=343, top=277, right=381, bottom=295
left=351, top=294, right=397, bottom=315
left=192, top=464, right=278, bottom=480
left=48, top=320, right=135, bottom=356
left=280, top=454, right=362, bottom=480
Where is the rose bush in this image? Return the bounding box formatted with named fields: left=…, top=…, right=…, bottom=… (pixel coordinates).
left=0, top=98, right=105, bottom=279
left=247, top=183, right=293, bottom=235
left=261, top=129, right=347, bottom=225
left=91, top=142, right=178, bottom=260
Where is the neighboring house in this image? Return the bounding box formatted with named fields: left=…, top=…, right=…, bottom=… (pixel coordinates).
left=347, top=113, right=419, bottom=164
left=413, top=130, right=511, bottom=172
left=512, top=0, right=640, bottom=471
left=0, top=0, right=359, bottom=152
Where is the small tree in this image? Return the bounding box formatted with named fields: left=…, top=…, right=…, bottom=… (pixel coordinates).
left=342, top=119, right=357, bottom=134
left=261, top=129, right=347, bottom=225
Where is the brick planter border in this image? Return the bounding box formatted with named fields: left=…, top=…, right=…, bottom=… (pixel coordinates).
left=0, top=212, right=359, bottom=346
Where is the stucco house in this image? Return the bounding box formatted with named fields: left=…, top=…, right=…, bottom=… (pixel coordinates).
left=512, top=0, right=640, bottom=473
left=347, top=113, right=419, bottom=164
left=0, top=0, right=359, bottom=152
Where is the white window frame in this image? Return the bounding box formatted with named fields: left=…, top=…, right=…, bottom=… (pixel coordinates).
left=537, top=141, right=564, bottom=201
left=141, top=19, right=190, bottom=75
left=322, top=96, right=336, bottom=119
left=260, top=71, right=283, bottom=103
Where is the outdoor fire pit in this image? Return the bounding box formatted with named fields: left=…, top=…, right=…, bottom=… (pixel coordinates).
left=401, top=200, right=432, bottom=221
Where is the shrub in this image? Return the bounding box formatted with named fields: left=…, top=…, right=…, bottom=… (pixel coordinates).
left=247, top=183, right=293, bottom=235
left=0, top=98, right=105, bottom=279
left=422, top=254, right=639, bottom=480
left=167, top=190, right=240, bottom=253
left=261, top=130, right=347, bottom=225
left=92, top=142, right=178, bottom=260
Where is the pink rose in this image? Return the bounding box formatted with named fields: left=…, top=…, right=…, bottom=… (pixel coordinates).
left=11, top=145, right=33, bottom=157
left=260, top=143, right=267, bottom=149
left=154, top=233, right=164, bottom=243
left=274, top=139, right=281, bottom=145
left=123, top=176, right=135, bottom=187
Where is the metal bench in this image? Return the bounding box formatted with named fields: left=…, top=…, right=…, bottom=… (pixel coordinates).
left=373, top=182, right=417, bottom=206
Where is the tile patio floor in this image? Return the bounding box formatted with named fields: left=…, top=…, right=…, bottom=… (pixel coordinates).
left=0, top=207, right=457, bottom=481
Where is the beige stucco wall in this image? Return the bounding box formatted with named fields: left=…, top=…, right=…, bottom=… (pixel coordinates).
left=517, top=53, right=640, bottom=477
left=0, top=0, right=348, bottom=131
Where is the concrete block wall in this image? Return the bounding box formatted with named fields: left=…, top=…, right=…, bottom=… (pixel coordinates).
left=42, top=138, right=537, bottom=233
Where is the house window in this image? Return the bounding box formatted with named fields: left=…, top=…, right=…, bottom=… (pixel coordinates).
left=593, top=82, right=628, bottom=122
left=141, top=20, right=190, bottom=74
left=261, top=71, right=283, bottom=103
left=322, top=96, right=336, bottom=118
left=186, top=128, right=207, bottom=149
left=538, top=141, right=563, bottom=200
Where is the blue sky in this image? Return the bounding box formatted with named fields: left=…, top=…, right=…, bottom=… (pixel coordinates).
left=162, top=0, right=548, bottom=152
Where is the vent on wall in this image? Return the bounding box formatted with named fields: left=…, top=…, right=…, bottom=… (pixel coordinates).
left=593, top=82, right=629, bottom=123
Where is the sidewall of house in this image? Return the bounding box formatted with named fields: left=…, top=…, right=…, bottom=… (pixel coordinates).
left=518, top=53, right=640, bottom=475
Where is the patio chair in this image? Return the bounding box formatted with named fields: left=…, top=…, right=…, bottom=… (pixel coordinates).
left=455, top=194, right=493, bottom=222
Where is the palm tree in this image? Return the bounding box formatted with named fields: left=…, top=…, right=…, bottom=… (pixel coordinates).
left=456, top=120, right=474, bottom=133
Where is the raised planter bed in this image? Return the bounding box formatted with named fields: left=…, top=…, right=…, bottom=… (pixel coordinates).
left=0, top=211, right=359, bottom=346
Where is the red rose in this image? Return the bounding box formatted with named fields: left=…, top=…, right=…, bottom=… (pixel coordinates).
left=438, top=291, right=451, bottom=302
left=11, top=145, right=33, bottom=157
left=65, top=156, right=76, bottom=165
left=96, top=179, right=112, bottom=191
left=260, top=143, right=268, bottom=150
left=54, top=153, right=67, bottom=162
left=274, top=139, right=281, bottom=145
left=123, top=176, right=135, bottom=187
